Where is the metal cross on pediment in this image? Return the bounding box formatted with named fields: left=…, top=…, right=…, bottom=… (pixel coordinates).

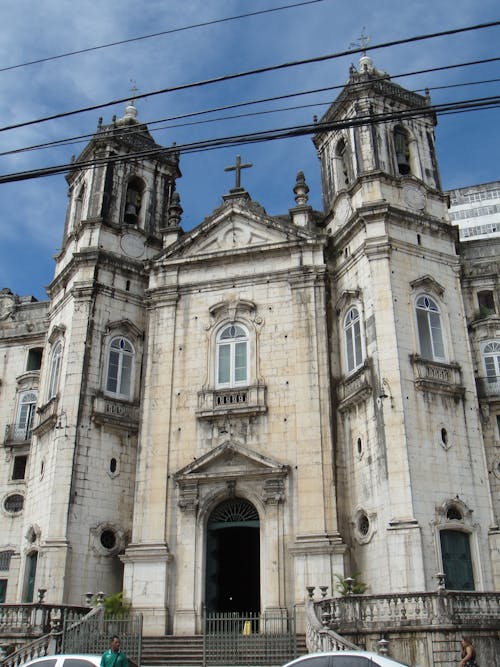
left=349, top=27, right=371, bottom=54
left=224, top=155, right=253, bottom=190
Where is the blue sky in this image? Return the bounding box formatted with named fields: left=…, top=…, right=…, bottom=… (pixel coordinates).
left=0, top=0, right=499, bottom=300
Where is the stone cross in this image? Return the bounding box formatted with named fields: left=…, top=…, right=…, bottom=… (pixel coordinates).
left=224, top=155, right=253, bottom=190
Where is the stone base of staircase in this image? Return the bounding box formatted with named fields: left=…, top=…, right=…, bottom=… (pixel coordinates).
left=141, top=634, right=307, bottom=666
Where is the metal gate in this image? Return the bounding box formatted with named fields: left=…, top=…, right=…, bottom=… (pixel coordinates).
left=61, top=608, right=143, bottom=666
left=203, top=610, right=297, bottom=666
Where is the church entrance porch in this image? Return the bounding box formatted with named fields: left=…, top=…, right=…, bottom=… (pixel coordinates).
left=205, top=498, right=260, bottom=613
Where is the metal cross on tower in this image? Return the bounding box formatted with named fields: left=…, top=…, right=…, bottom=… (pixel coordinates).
left=349, top=26, right=371, bottom=54
left=224, top=155, right=253, bottom=190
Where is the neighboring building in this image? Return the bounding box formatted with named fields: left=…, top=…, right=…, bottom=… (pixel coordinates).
left=0, top=55, right=499, bottom=661
left=448, top=180, right=500, bottom=240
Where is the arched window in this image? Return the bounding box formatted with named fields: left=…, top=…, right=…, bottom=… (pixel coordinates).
left=344, top=307, right=363, bottom=373
left=394, top=125, right=411, bottom=175
left=74, top=184, right=85, bottom=226
left=440, top=530, right=474, bottom=590
left=106, top=337, right=134, bottom=398
left=482, top=341, right=500, bottom=388
left=416, top=295, right=445, bottom=361
left=216, top=324, right=249, bottom=388
left=15, top=391, right=37, bottom=441
left=336, top=137, right=350, bottom=187
left=124, top=178, right=144, bottom=224
left=47, top=342, right=62, bottom=400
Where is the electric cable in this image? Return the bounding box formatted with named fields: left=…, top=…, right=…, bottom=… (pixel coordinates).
left=2, top=55, right=499, bottom=159
left=1, top=19, right=499, bottom=134
left=0, top=0, right=326, bottom=73
left=0, top=93, right=498, bottom=185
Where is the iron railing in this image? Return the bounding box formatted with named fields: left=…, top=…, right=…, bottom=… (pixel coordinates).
left=203, top=610, right=297, bottom=666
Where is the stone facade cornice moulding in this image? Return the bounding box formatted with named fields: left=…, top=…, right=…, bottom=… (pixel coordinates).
left=120, top=542, right=172, bottom=564
left=410, top=275, right=445, bottom=297
left=105, top=319, right=143, bottom=339
left=289, top=532, right=347, bottom=556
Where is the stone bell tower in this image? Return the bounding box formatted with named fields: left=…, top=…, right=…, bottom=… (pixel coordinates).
left=23, top=103, right=182, bottom=605
left=313, top=55, right=496, bottom=594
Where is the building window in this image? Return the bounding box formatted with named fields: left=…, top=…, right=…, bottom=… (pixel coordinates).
left=336, top=138, right=351, bottom=187
left=478, top=290, right=495, bottom=316
left=0, top=552, right=13, bottom=571
left=394, top=125, right=411, bottom=175
left=15, top=391, right=37, bottom=441
left=0, top=580, right=6, bottom=603
left=440, top=529, right=474, bottom=590
left=216, top=324, right=249, bottom=388
left=416, top=295, right=445, bottom=361
left=26, top=348, right=43, bottom=371
left=12, top=456, right=28, bottom=481
left=106, top=337, right=134, bottom=399
left=344, top=307, right=363, bottom=373
left=124, top=177, right=144, bottom=225
left=47, top=341, right=62, bottom=399
left=4, top=493, right=24, bottom=514
left=482, top=341, right=500, bottom=386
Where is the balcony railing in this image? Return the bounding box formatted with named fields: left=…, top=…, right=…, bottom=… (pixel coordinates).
left=3, top=424, right=32, bottom=446
left=410, top=355, right=465, bottom=398
left=196, top=384, right=267, bottom=419
left=476, top=375, right=500, bottom=398
left=92, top=395, right=140, bottom=432
left=308, top=588, right=500, bottom=634
left=0, top=603, right=89, bottom=636
left=337, top=361, right=372, bottom=412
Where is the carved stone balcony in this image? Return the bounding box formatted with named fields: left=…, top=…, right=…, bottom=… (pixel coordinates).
left=410, top=355, right=465, bottom=398
left=476, top=375, right=500, bottom=399
left=33, top=397, right=59, bottom=436
left=337, top=361, right=373, bottom=413
left=92, top=395, right=140, bottom=432
left=196, top=384, right=267, bottom=419
left=3, top=424, right=32, bottom=447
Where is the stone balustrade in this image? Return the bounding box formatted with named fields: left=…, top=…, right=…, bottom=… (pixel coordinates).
left=0, top=603, right=89, bottom=637
left=307, top=587, right=500, bottom=633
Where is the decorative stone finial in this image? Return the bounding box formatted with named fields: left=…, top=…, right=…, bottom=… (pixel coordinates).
left=168, top=191, right=183, bottom=228
left=293, top=171, right=309, bottom=207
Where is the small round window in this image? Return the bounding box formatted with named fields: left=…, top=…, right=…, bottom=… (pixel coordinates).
left=100, top=530, right=117, bottom=550
left=358, top=513, right=370, bottom=536
left=4, top=493, right=24, bottom=514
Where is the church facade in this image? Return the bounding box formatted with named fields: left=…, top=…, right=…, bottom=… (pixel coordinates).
left=0, top=56, right=499, bottom=637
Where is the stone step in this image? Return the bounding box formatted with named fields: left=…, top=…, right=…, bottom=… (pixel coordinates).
left=141, top=634, right=306, bottom=666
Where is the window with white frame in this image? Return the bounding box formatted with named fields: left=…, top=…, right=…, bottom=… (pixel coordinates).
left=106, top=336, right=134, bottom=399
left=482, top=341, right=500, bottom=385
left=216, top=324, right=249, bottom=388
left=15, top=391, right=37, bottom=441
left=47, top=341, right=62, bottom=399
left=344, top=307, right=363, bottom=373
left=416, top=295, right=445, bottom=361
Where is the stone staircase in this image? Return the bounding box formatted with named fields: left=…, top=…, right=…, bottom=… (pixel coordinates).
left=141, top=634, right=307, bottom=666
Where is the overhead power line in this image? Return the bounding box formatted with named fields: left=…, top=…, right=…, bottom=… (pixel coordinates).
left=0, top=0, right=326, bottom=73
left=1, top=19, right=499, bottom=135
left=1, top=54, right=499, bottom=159
left=1, top=94, right=498, bottom=185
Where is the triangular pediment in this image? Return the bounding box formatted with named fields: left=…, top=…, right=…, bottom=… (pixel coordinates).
left=174, top=441, right=289, bottom=483
left=158, top=198, right=310, bottom=263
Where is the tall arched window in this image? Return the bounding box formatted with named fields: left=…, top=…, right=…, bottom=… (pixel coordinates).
left=106, top=336, right=134, bottom=398
left=74, top=184, right=85, bottom=226
left=124, top=177, right=144, bottom=225
left=336, top=137, right=350, bottom=187
left=482, top=341, right=500, bottom=388
left=344, top=307, right=363, bottom=373
left=216, top=324, right=249, bottom=388
left=47, top=342, right=62, bottom=400
left=394, top=125, right=411, bottom=175
left=416, top=295, right=445, bottom=361
left=15, top=391, right=37, bottom=441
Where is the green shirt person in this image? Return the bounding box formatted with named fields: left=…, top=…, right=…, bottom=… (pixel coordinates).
left=101, top=636, right=128, bottom=667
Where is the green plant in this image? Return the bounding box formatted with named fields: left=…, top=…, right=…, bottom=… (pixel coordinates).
left=334, top=572, right=367, bottom=596
left=102, top=591, right=131, bottom=618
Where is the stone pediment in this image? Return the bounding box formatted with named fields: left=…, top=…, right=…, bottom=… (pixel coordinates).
left=158, top=200, right=310, bottom=262
left=174, top=441, right=289, bottom=484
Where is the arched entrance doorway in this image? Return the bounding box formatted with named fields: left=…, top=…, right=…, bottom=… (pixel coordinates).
left=205, top=498, right=260, bottom=613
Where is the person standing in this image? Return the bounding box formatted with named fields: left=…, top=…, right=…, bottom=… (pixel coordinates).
left=101, top=636, right=128, bottom=667
left=459, top=636, right=478, bottom=667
